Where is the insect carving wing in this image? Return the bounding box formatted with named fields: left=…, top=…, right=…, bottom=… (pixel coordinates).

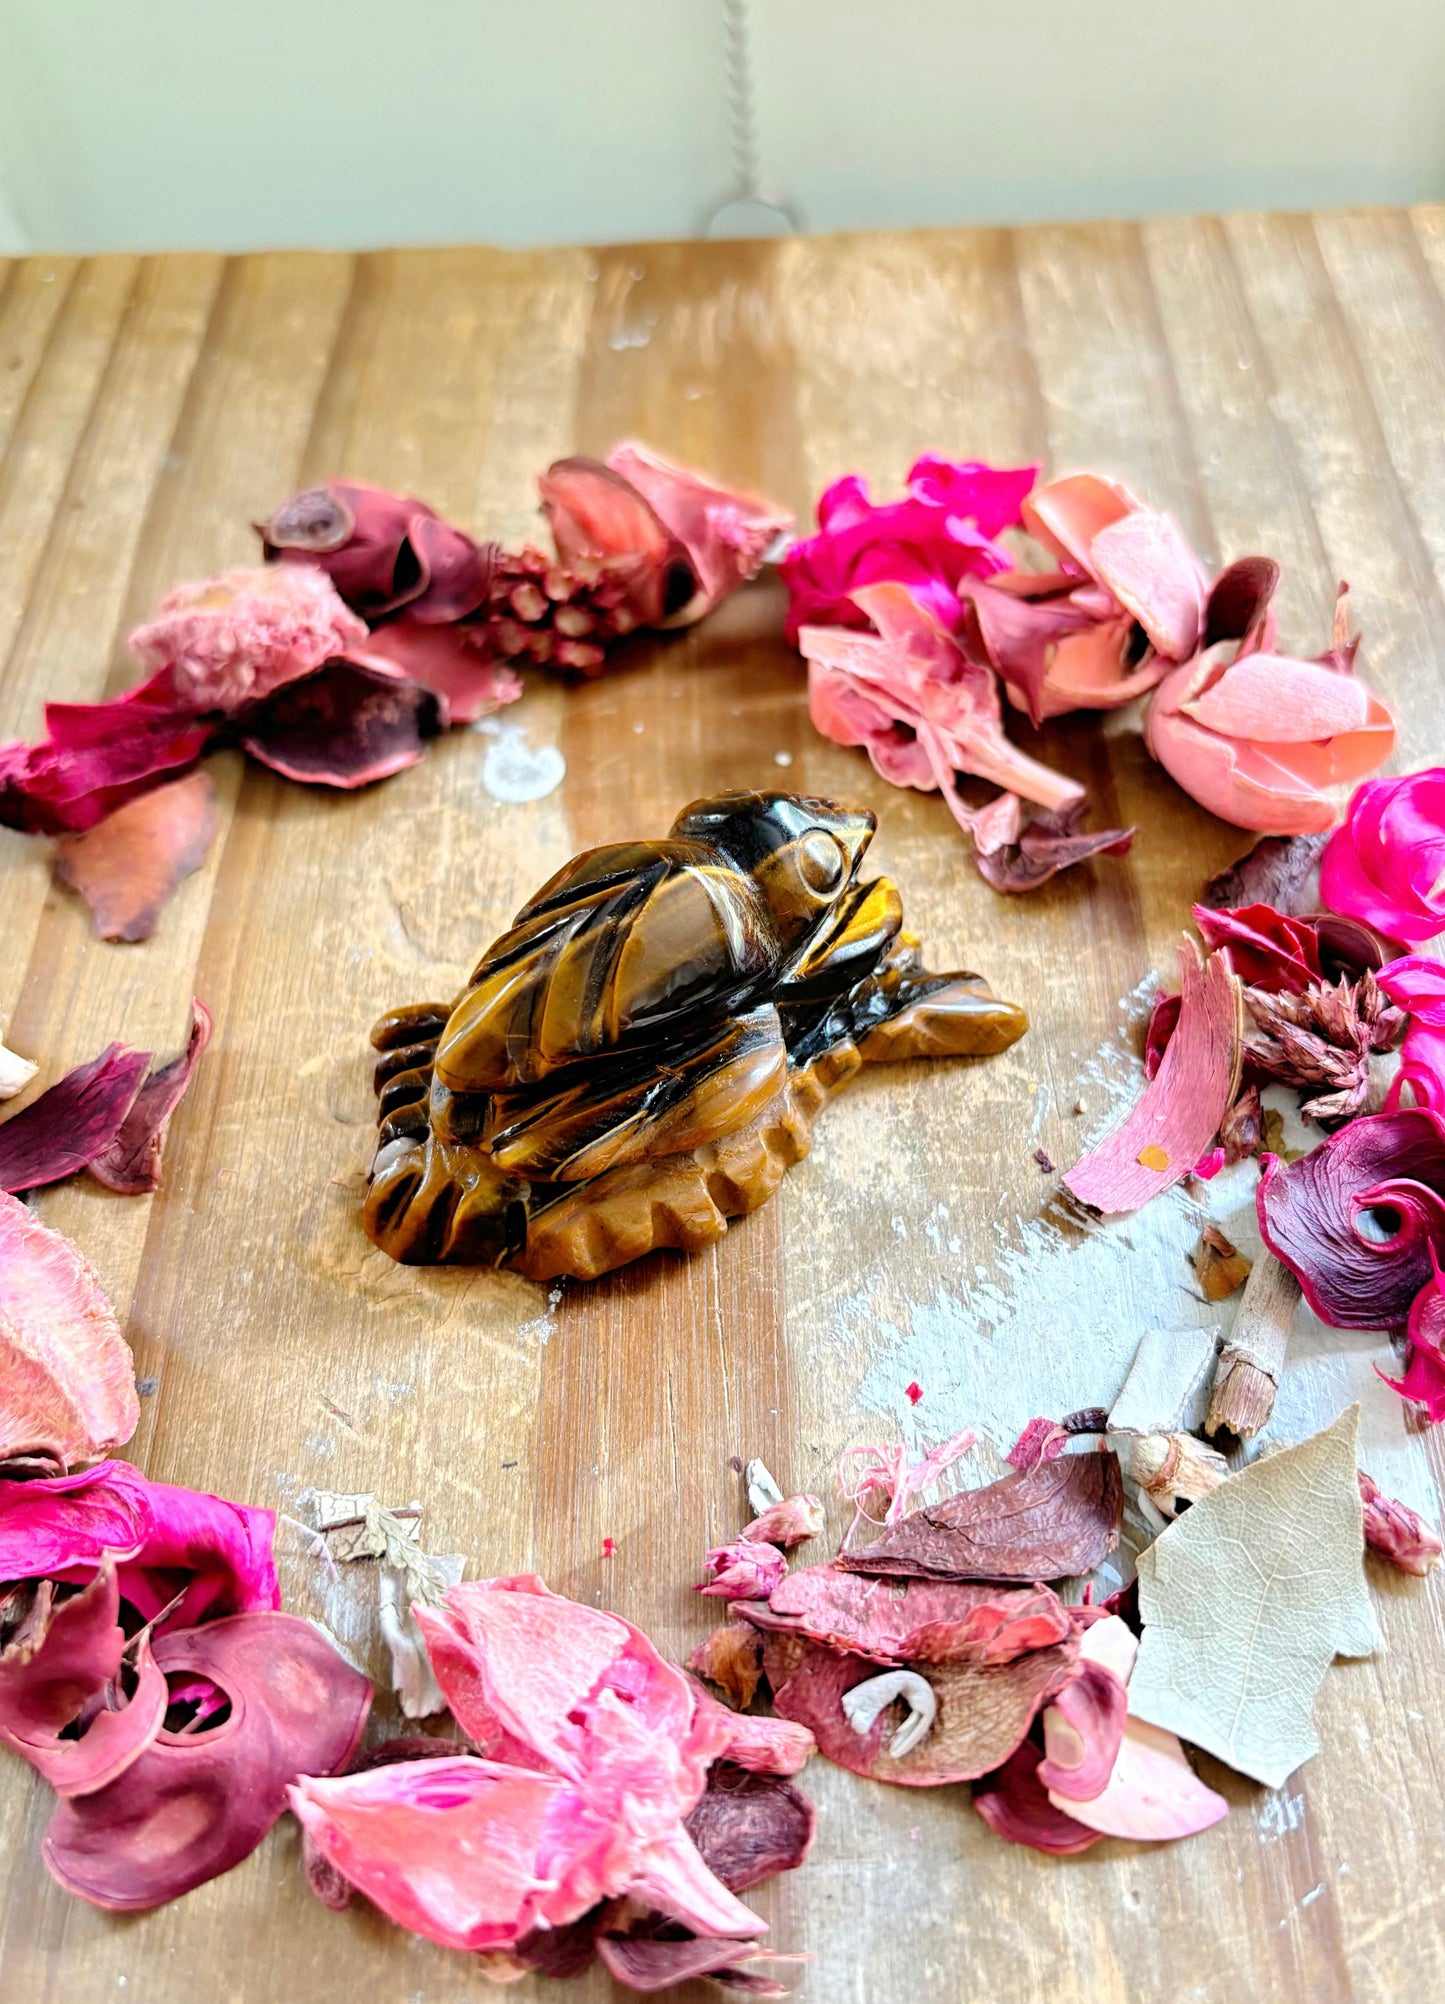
left=433, top=842, right=776, bottom=1095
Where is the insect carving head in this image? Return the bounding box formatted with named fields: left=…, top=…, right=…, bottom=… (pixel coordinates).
left=670, top=791, right=876, bottom=954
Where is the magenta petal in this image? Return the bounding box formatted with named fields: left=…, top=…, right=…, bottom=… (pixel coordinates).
left=1321, top=769, right=1445, bottom=945
left=0, top=1043, right=150, bottom=1194
left=44, top=1611, right=371, bottom=1910
left=1378, top=956, right=1445, bottom=1024
left=1258, top=1108, right=1445, bottom=1328
left=238, top=654, right=438, bottom=788
left=0, top=672, right=214, bottom=837
left=89, top=1000, right=211, bottom=1196
left=1193, top=902, right=1323, bottom=993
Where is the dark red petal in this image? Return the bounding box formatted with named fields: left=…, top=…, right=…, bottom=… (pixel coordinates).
left=55, top=771, right=217, bottom=944
left=684, top=1761, right=816, bottom=1892
left=42, top=1611, right=371, bottom=1911
left=974, top=802, right=1134, bottom=895
left=0, top=1044, right=150, bottom=1194
left=973, top=1740, right=1102, bottom=1853
left=89, top=1000, right=212, bottom=1196
left=359, top=618, right=522, bottom=725
left=238, top=655, right=438, bottom=789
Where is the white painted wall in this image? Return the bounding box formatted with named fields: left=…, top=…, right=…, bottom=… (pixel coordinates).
left=0, top=0, right=1441, bottom=255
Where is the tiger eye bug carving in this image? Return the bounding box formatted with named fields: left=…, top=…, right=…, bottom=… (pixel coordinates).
left=363, top=791, right=1027, bottom=1280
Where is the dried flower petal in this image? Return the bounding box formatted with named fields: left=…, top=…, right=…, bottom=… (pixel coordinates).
left=1193, top=901, right=1323, bottom=993
left=688, top=1624, right=765, bottom=1710
left=1257, top=1107, right=1445, bottom=1328
left=0, top=1044, right=150, bottom=1194
left=1320, top=766, right=1445, bottom=946
left=1378, top=955, right=1445, bottom=1114
left=539, top=456, right=695, bottom=630
left=683, top=1761, right=816, bottom=1892
left=238, top=653, right=438, bottom=788
left=735, top=1563, right=1071, bottom=1668
left=1192, top=1225, right=1253, bottom=1302
left=801, top=583, right=1085, bottom=827
left=836, top=1452, right=1122, bottom=1584
left=89, top=1000, right=211, bottom=1196
left=762, top=1629, right=1076, bottom=1788
left=1065, top=939, right=1242, bottom=1213
left=260, top=481, right=494, bottom=623
left=1037, top=1658, right=1128, bottom=1801
left=1201, top=832, right=1330, bottom=916
left=973, top=1740, right=1102, bottom=1853
left=1377, top=1250, right=1445, bottom=1423
left=128, top=565, right=368, bottom=711
left=605, top=441, right=793, bottom=625
left=55, top=771, right=217, bottom=944
left=972, top=800, right=1133, bottom=895
left=1146, top=568, right=1395, bottom=833
left=1021, top=473, right=1207, bottom=663
left=0, top=1460, right=280, bottom=1632
left=0, top=1190, right=137, bottom=1467
left=351, top=618, right=522, bottom=725
left=698, top=1540, right=787, bottom=1601
left=0, top=673, right=213, bottom=836
left=45, top=1611, right=370, bottom=1910
left=781, top=457, right=1034, bottom=642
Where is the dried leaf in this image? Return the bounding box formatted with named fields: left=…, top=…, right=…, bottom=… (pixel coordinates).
left=1129, top=1408, right=1374, bottom=1787
left=1192, top=1228, right=1253, bottom=1303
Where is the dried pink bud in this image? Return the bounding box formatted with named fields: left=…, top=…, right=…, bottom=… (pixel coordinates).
left=696, top=1538, right=787, bottom=1601
left=1359, top=1470, right=1442, bottom=1576
left=742, top=1494, right=826, bottom=1549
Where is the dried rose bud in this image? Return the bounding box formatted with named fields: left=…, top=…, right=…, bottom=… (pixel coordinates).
left=695, top=1537, right=787, bottom=1600
left=742, top=1493, right=826, bottom=1549
left=1359, top=1470, right=1442, bottom=1576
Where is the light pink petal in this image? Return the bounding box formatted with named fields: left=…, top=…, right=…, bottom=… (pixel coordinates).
left=0, top=1191, right=138, bottom=1466
left=690, top=1685, right=816, bottom=1777
left=1183, top=655, right=1375, bottom=743
left=128, top=565, right=368, bottom=713
left=1021, top=473, right=1135, bottom=571
left=1090, top=509, right=1205, bottom=661
left=627, top=1823, right=766, bottom=1939
left=358, top=620, right=522, bottom=725
left=1146, top=698, right=1340, bottom=835
left=974, top=1741, right=1102, bottom=1853
left=1064, top=939, right=1241, bottom=1213
left=1047, top=1716, right=1228, bottom=1840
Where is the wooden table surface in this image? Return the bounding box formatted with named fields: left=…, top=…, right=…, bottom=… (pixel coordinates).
left=1, top=212, right=1444, bottom=2004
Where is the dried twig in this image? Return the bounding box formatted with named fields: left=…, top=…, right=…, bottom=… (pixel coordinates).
left=1205, top=1249, right=1302, bottom=1439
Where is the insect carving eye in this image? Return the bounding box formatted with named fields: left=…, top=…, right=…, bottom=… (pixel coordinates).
left=798, top=830, right=846, bottom=894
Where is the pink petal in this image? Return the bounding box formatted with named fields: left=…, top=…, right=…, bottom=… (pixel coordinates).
left=352, top=619, right=522, bottom=725
left=697, top=1539, right=788, bottom=1600
left=1378, top=957, right=1445, bottom=1024
left=89, top=999, right=211, bottom=1196
left=0, top=671, right=213, bottom=836
left=606, top=441, right=793, bottom=625
left=735, top=1564, right=1071, bottom=1666
left=0, top=1190, right=137, bottom=1467
left=128, top=565, right=368, bottom=712
left=290, top=1757, right=578, bottom=1949
left=0, top=1044, right=150, bottom=1194
left=539, top=456, right=693, bottom=629
left=690, top=1690, right=816, bottom=1777
left=1089, top=508, right=1205, bottom=661
left=260, top=481, right=494, bottom=623
left=1047, top=1716, right=1228, bottom=1841
left=1064, top=939, right=1242, bottom=1213
left=1258, top=1107, right=1445, bottom=1329
left=1377, top=1250, right=1445, bottom=1423
left=1146, top=685, right=1340, bottom=835
left=1022, top=473, right=1135, bottom=570
left=1037, top=1658, right=1128, bottom=1801
left=1358, top=1469, right=1442, bottom=1574
left=742, top=1494, right=826, bottom=1549
left=55, top=770, right=217, bottom=944
left=1182, top=653, right=1374, bottom=742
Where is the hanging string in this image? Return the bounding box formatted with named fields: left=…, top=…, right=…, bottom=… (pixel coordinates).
left=702, top=0, right=801, bottom=237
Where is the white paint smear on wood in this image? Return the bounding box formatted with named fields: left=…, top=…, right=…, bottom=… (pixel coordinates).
left=853, top=985, right=1439, bottom=1518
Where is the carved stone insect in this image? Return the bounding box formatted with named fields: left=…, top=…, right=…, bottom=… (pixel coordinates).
left=363, top=790, right=1027, bottom=1281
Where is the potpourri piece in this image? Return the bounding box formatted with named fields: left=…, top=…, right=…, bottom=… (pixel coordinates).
left=362, top=789, right=1027, bottom=1281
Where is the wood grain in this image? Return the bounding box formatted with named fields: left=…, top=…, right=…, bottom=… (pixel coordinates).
left=2, top=216, right=1443, bottom=2004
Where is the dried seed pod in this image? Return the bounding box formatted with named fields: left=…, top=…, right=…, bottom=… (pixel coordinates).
left=1127, top=1432, right=1229, bottom=1516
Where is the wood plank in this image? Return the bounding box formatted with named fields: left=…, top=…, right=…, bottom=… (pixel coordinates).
left=0, top=218, right=1441, bottom=2004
